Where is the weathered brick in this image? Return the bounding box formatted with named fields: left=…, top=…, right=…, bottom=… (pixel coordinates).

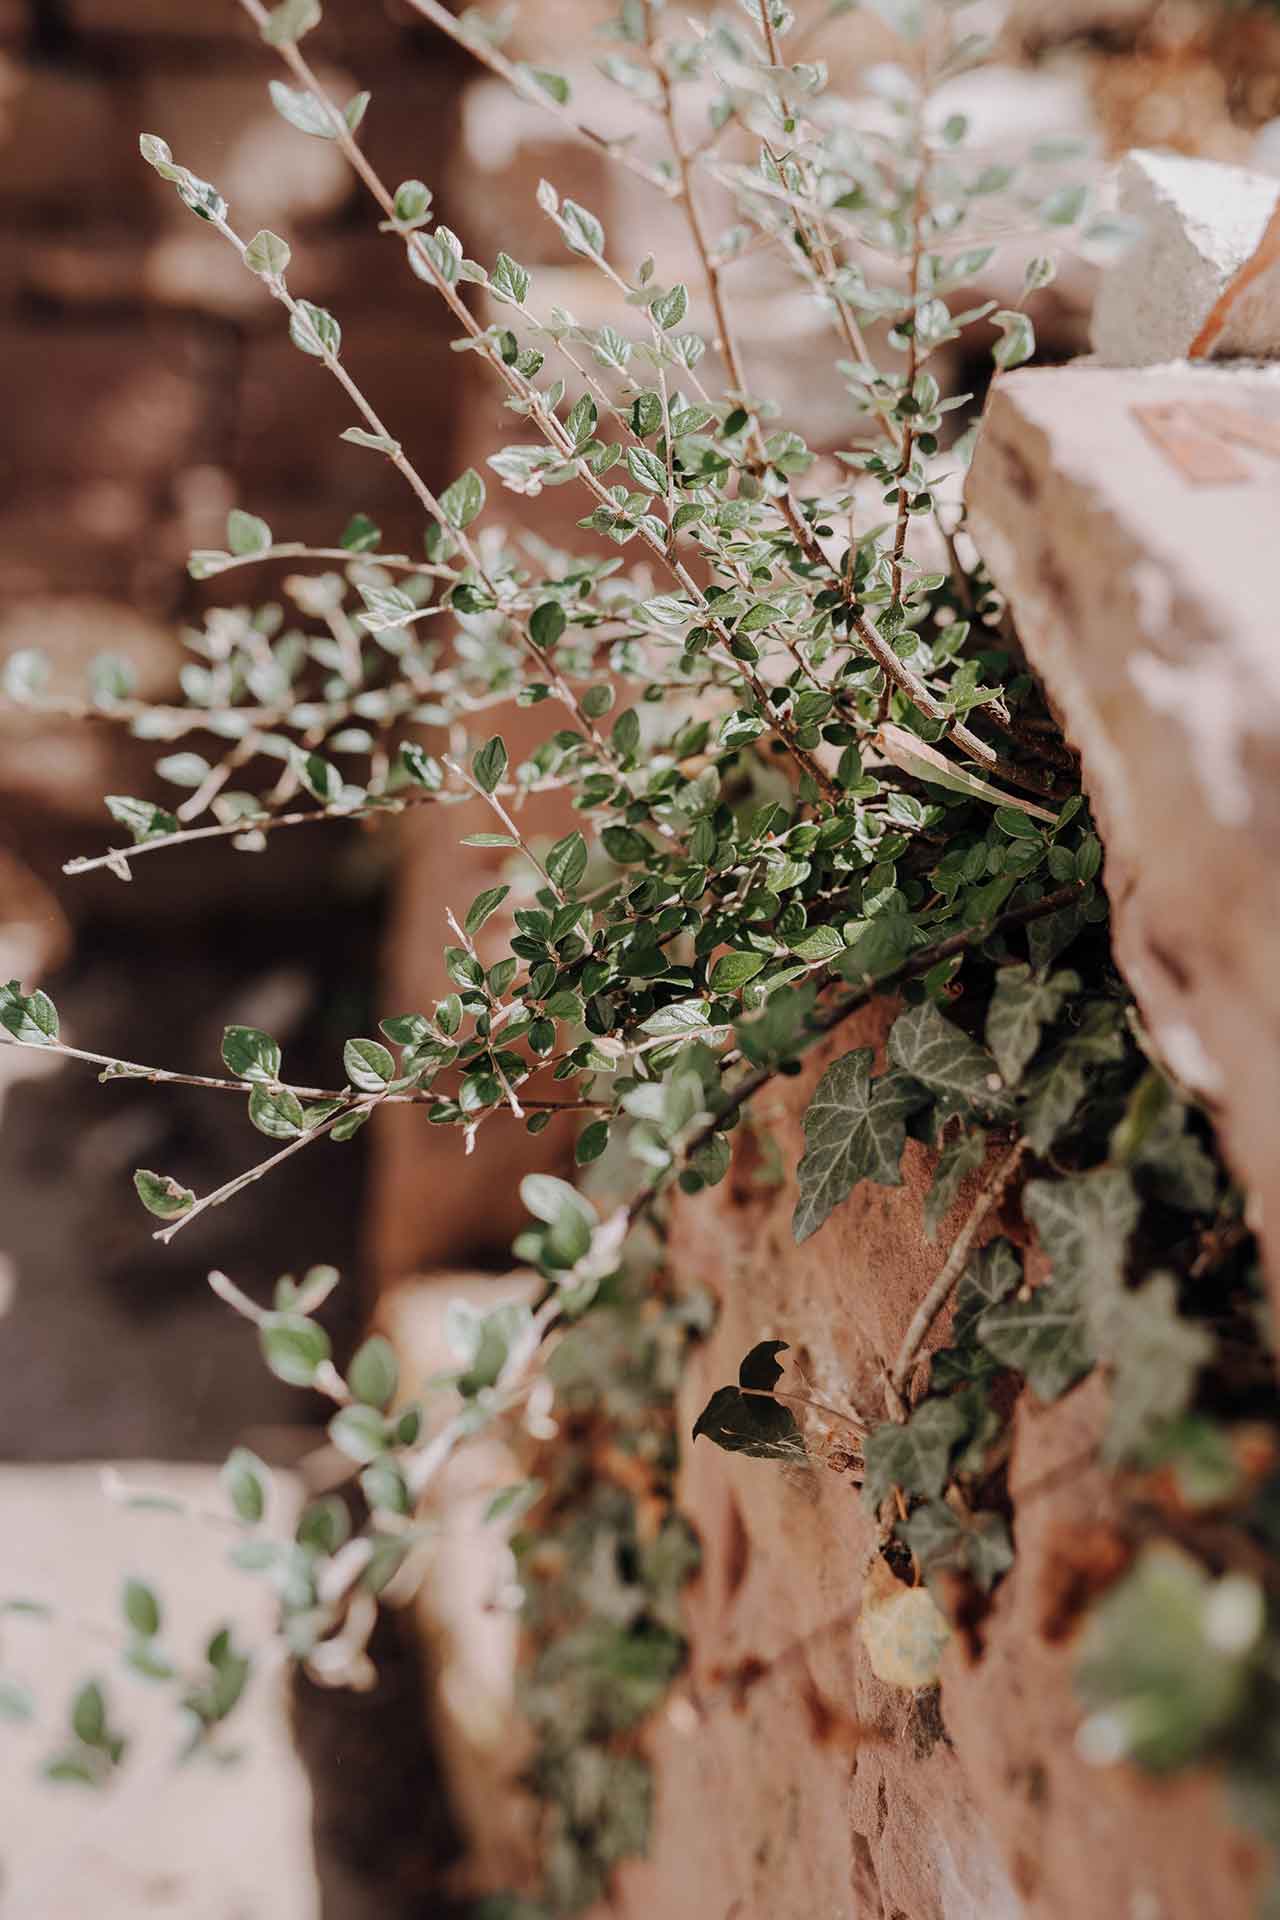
left=0, top=320, right=232, bottom=490
left=0, top=60, right=135, bottom=210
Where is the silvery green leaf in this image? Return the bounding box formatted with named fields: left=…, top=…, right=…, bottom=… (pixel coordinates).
left=793, top=1050, right=922, bottom=1243
left=393, top=179, right=431, bottom=223
left=133, top=1169, right=195, bottom=1221
left=289, top=300, right=341, bottom=358
left=0, top=981, right=59, bottom=1047
left=259, top=1311, right=331, bottom=1386
left=241, top=228, right=289, bottom=280
left=344, top=91, right=371, bottom=135
left=650, top=283, right=688, bottom=331
left=490, top=252, right=531, bottom=305
left=440, top=467, right=485, bottom=529
left=343, top=1038, right=395, bottom=1091
left=472, top=735, right=507, bottom=793
left=139, top=133, right=185, bottom=182
left=262, top=0, right=321, bottom=44
left=1103, top=1274, right=1212, bottom=1465
left=249, top=1085, right=306, bottom=1138
left=221, top=1025, right=282, bottom=1083
left=984, top=963, right=1078, bottom=1086
left=977, top=1282, right=1092, bottom=1402
left=862, top=1397, right=971, bottom=1508
left=992, top=309, right=1035, bottom=370
left=1023, top=1168, right=1138, bottom=1304
left=268, top=80, right=337, bottom=138
left=105, top=795, right=179, bottom=844
left=226, top=508, right=272, bottom=555
left=888, top=999, right=1013, bottom=1115
left=559, top=197, right=605, bottom=257
left=341, top=428, right=400, bottom=455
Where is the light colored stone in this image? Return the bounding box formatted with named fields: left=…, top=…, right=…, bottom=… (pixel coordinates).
left=0, top=1462, right=317, bottom=1920
left=967, top=360, right=1280, bottom=1316
left=1092, top=149, right=1280, bottom=366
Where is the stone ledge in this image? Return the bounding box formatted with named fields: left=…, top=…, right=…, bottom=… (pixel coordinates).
left=967, top=360, right=1280, bottom=1311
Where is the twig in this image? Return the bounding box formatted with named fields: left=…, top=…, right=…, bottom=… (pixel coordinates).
left=887, top=1136, right=1028, bottom=1403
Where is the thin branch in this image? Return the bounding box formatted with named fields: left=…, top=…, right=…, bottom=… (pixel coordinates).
left=888, top=1136, right=1028, bottom=1401
left=399, top=0, right=680, bottom=200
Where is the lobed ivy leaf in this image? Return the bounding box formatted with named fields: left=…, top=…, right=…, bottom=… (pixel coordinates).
left=984, top=963, right=1079, bottom=1086
left=793, top=1051, right=923, bottom=1243
left=862, top=1396, right=972, bottom=1509
left=887, top=1000, right=1013, bottom=1116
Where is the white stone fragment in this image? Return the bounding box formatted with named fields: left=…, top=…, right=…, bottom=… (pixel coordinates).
left=1092, top=149, right=1280, bottom=367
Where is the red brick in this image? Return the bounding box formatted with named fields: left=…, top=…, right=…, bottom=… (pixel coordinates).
left=0, top=61, right=136, bottom=211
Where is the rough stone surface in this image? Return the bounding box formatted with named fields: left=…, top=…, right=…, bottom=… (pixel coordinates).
left=967, top=361, right=1280, bottom=1313
left=605, top=1006, right=1262, bottom=1920
left=1092, top=149, right=1280, bottom=365
left=0, top=1463, right=317, bottom=1920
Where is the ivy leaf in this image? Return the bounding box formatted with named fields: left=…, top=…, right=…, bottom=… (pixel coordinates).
left=888, top=1000, right=1013, bottom=1116
left=692, top=1345, right=805, bottom=1463
left=862, top=1397, right=971, bottom=1509
left=1023, top=1168, right=1138, bottom=1305
left=899, top=1500, right=1013, bottom=1592
left=793, top=1051, right=922, bottom=1244
left=984, top=963, right=1078, bottom=1086
left=923, top=1127, right=986, bottom=1240
left=978, top=1282, right=1092, bottom=1402
left=1102, top=1274, right=1213, bottom=1465
left=1021, top=1001, right=1125, bottom=1152
left=950, top=1238, right=1022, bottom=1351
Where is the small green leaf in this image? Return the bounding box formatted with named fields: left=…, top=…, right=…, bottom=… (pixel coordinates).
left=650, top=283, right=688, bottom=330
left=72, top=1681, right=106, bottom=1747
left=259, top=1311, right=331, bottom=1387
left=122, top=1579, right=160, bottom=1639
left=348, top=1334, right=399, bottom=1410
left=221, top=1025, right=282, bottom=1084
left=343, top=1038, right=395, bottom=1091
left=709, top=950, right=766, bottom=992
left=862, top=1397, right=971, bottom=1508
left=465, top=885, right=510, bottom=935
left=546, top=830, right=587, bottom=891
left=289, top=300, right=342, bottom=358
left=244, top=228, right=291, bottom=277
left=0, top=982, right=59, bottom=1047
left=888, top=1000, right=1013, bottom=1115
left=490, top=251, right=531, bottom=305
left=472, top=735, right=507, bottom=794
left=133, top=1169, right=195, bottom=1221
left=221, top=1446, right=269, bottom=1523
left=393, top=179, right=432, bottom=223
left=249, top=1085, right=305, bottom=1139
left=992, top=308, right=1035, bottom=370
left=341, top=427, right=400, bottom=455
left=261, top=0, right=321, bottom=44
left=328, top=1403, right=387, bottom=1463
left=440, top=467, right=485, bottom=530
left=268, top=80, right=338, bottom=138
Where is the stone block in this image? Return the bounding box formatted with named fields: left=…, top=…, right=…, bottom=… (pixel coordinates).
left=967, top=361, right=1280, bottom=1316
left=0, top=1461, right=317, bottom=1920
left=0, top=320, right=232, bottom=491
left=608, top=1002, right=1262, bottom=1920
left=1092, top=149, right=1280, bottom=366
